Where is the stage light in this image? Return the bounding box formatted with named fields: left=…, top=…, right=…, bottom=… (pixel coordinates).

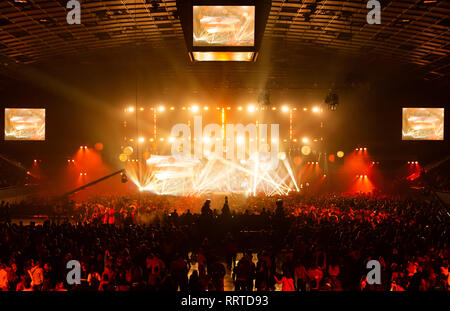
left=237, top=106, right=243, bottom=111
left=203, top=106, right=209, bottom=111
left=293, top=139, right=297, bottom=142
left=191, top=105, right=199, bottom=113
left=302, top=137, right=309, bottom=144
left=123, top=146, right=133, bottom=155
left=149, top=138, right=154, bottom=142
left=34, top=159, right=37, bottom=163
left=337, top=151, right=344, bottom=158
left=94, top=142, right=103, bottom=151
left=138, top=137, right=145, bottom=143
left=139, top=107, right=144, bottom=111
left=281, top=106, right=289, bottom=112
left=170, top=107, right=175, bottom=111
left=279, top=152, right=286, bottom=160
left=160, top=138, right=164, bottom=141
left=227, top=107, right=231, bottom=110
left=143, top=152, right=151, bottom=160
left=119, top=154, right=127, bottom=162
left=127, top=107, right=135, bottom=112
left=364, top=175, right=367, bottom=178
left=80, top=146, right=83, bottom=149
left=364, top=147, right=367, bottom=151
left=271, top=138, right=278, bottom=143
left=408, top=161, right=410, bottom=164
left=84, top=173, right=87, bottom=176
left=80, top=173, right=83, bottom=176
left=202, top=136, right=211, bottom=144
left=236, top=136, right=245, bottom=144
left=272, top=107, right=277, bottom=111
left=301, top=146, right=311, bottom=155
left=247, top=105, right=256, bottom=113
left=356, top=148, right=359, bottom=151
left=315, top=162, right=319, bottom=165
left=158, top=106, right=165, bottom=112
left=415, top=161, right=418, bottom=164
left=312, top=106, right=320, bottom=113
left=169, top=137, right=175, bottom=142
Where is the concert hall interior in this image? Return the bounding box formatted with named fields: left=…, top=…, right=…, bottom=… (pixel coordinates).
left=0, top=0, right=448, bottom=293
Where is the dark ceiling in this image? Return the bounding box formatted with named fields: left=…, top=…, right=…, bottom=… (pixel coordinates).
left=0, top=0, right=448, bottom=81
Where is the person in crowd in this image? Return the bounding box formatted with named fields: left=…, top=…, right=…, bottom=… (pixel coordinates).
left=274, top=270, right=296, bottom=291
left=233, top=253, right=255, bottom=291
left=28, top=260, right=44, bottom=291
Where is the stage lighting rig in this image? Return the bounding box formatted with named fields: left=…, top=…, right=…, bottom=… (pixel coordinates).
left=325, top=91, right=339, bottom=111
left=258, top=90, right=270, bottom=106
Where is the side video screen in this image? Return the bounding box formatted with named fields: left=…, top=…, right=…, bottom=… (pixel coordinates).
left=4, top=108, right=46, bottom=141
left=402, top=108, right=444, bottom=140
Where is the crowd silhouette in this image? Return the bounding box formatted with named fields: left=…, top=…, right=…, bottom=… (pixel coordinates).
left=0, top=193, right=448, bottom=291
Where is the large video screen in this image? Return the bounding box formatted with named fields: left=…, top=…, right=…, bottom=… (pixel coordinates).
left=193, top=6, right=255, bottom=47
left=4, top=108, right=46, bottom=141
left=402, top=108, right=444, bottom=140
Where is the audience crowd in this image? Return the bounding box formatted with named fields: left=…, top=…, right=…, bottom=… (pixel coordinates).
left=0, top=193, right=448, bottom=292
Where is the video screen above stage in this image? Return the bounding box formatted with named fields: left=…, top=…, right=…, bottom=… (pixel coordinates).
left=193, top=6, right=255, bottom=47
left=402, top=108, right=444, bottom=140
left=4, top=108, right=46, bottom=141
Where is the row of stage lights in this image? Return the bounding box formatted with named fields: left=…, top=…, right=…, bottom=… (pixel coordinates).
left=408, top=161, right=419, bottom=164
left=125, top=105, right=323, bottom=114
left=355, top=147, right=368, bottom=151
left=127, top=136, right=323, bottom=146
left=356, top=175, right=368, bottom=178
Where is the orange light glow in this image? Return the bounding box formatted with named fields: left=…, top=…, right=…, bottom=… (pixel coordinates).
left=192, top=51, right=255, bottom=62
